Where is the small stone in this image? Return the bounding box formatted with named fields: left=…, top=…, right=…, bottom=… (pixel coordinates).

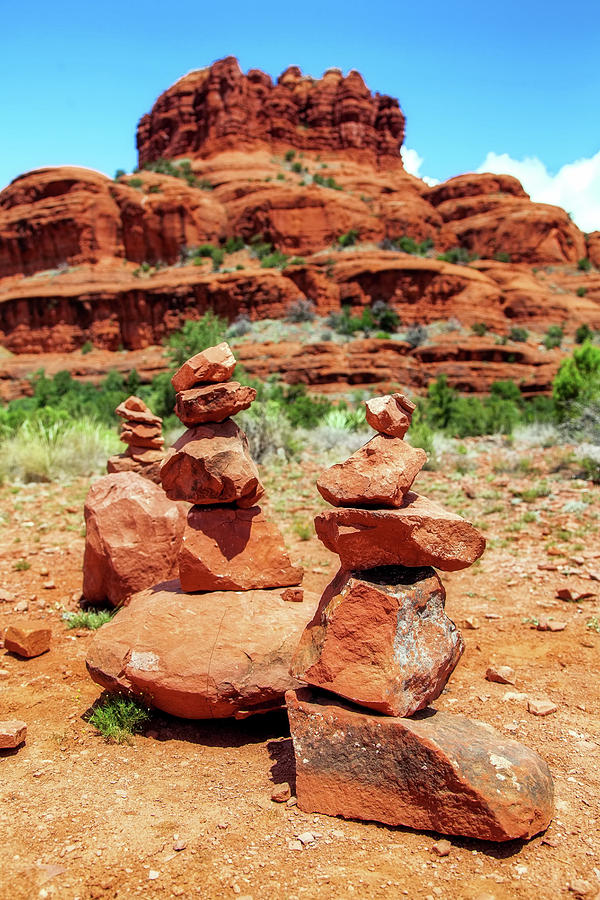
left=364, top=393, right=415, bottom=438
left=537, top=619, right=567, bottom=632
left=0, top=669, right=9, bottom=678
left=148, top=870, right=160, bottom=880
left=288, top=840, right=303, bottom=852
left=464, top=616, right=480, bottom=629
left=173, top=839, right=187, bottom=851
left=0, top=720, right=27, bottom=748
left=528, top=699, right=558, bottom=717
left=43, top=581, right=56, bottom=590
left=39, top=568, right=50, bottom=577
left=171, top=342, right=236, bottom=392
left=568, top=879, right=595, bottom=898
left=281, top=588, right=304, bottom=603
left=0, top=589, right=14, bottom=603
left=431, top=839, right=452, bottom=857
left=4, top=626, right=51, bottom=658
left=14, top=600, right=29, bottom=613
left=286, top=796, right=298, bottom=807
left=297, top=832, right=315, bottom=845
left=557, top=588, right=596, bottom=602
left=486, top=665, right=516, bottom=685
left=271, top=783, right=291, bottom=803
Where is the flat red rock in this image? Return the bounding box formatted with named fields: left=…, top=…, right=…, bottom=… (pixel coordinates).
left=364, top=393, right=416, bottom=438
left=0, top=720, right=27, bottom=749
left=316, top=435, right=426, bottom=507
left=287, top=688, right=554, bottom=841
left=171, top=342, right=236, bottom=392
left=83, top=472, right=187, bottom=607
left=314, top=491, right=485, bottom=571
left=4, top=626, right=51, bottom=658
left=86, top=580, right=319, bottom=719
left=179, top=505, right=303, bottom=591
left=175, top=382, right=256, bottom=426
left=115, top=396, right=162, bottom=426
left=291, top=566, right=463, bottom=716
left=160, top=420, right=264, bottom=507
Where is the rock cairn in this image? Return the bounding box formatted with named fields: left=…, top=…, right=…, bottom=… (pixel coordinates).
left=107, top=396, right=166, bottom=483
left=287, top=392, right=554, bottom=842
left=87, top=342, right=315, bottom=719
left=161, top=341, right=302, bottom=591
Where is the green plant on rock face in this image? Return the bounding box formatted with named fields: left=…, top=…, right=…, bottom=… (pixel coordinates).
left=388, top=235, right=433, bottom=255
left=577, top=257, right=592, bottom=272
left=139, top=158, right=212, bottom=190
left=471, top=322, right=488, bottom=336
left=81, top=341, right=93, bottom=355
left=509, top=326, right=529, bottom=343
left=114, top=169, right=126, bottom=180
left=544, top=325, right=564, bottom=350
left=284, top=150, right=296, bottom=162
left=337, top=229, right=359, bottom=248
left=577, top=287, right=588, bottom=297
left=260, top=250, right=289, bottom=269
left=88, top=696, right=151, bottom=743
left=191, top=244, right=224, bottom=271
left=64, top=609, right=113, bottom=630
left=285, top=299, right=315, bottom=323
left=127, top=177, right=143, bottom=189
left=223, top=236, right=245, bottom=254
left=494, top=251, right=511, bottom=263
left=575, top=324, right=593, bottom=344
left=437, top=246, right=477, bottom=265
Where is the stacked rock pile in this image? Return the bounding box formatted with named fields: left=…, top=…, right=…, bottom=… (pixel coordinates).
left=161, top=341, right=302, bottom=591
left=86, top=343, right=316, bottom=720
left=287, top=393, right=554, bottom=842
left=107, top=396, right=166, bottom=483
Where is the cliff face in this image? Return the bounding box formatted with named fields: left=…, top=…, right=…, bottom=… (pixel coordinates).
left=136, top=57, right=405, bottom=169
left=0, top=57, right=598, bottom=375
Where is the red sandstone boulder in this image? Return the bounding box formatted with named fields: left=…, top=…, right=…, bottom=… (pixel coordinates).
left=83, top=472, right=187, bottom=607
left=86, top=580, right=319, bottom=719
left=0, top=721, right=27, bottom=749
left=160, top=420, right=263, bottom=507
left=291, top=566, right=463, bottom=716
left=175, top=382, right=256, bottom=426
left=115, top=396, right=161, bottom=425
left=4, top=626, right=51, bottom=658
left=171, top=342, right=236, bottom=392
left=179, top=505, right=303, bottom=592
left=286, top=688, right=554, bottom=841
left=315, top=492, right=485, bottom=571
left=364, top=393, right=415, bottom=438
left=316, top=434, right=426, bottom=508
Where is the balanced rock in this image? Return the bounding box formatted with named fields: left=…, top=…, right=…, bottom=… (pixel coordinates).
left=171, top=341, right=236, bottom=392
left=115, top=396, right=162, bottom=426
left=83, top=472, right=187, bottom=607
left=86, top=580, right=319, bottom=719
left=317, top=435, right=426, bottom=508
left=179, top=505, right=303, bottom=592
left=287, top=688, right=554, bottom=841
left=0, top=720, right=27, bottom=749
left=315, top=492, right=485, bottom=571
left=4, top=626, right=51, bottom=658
left=160, top=420, right=264, bottom=507
left=365, top=393, right=416, bottom=438
left=120, top=423, right=164, bottom=449
left=107, top=447, right=165, bottom=484
left=175, top=382, right=257, bottom=426
left=291, top=566, right=463, bottom=716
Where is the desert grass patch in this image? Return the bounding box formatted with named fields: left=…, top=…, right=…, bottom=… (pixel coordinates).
left=64, top=609, right=114, bottom=630
left=88, top=695, right=151, bottom=743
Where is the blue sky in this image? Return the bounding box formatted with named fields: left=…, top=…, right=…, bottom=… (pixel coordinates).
left=2, top=0, right=599, bottom=228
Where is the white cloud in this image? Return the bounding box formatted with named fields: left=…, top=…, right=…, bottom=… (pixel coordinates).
left=476, top=151, right=600, bottom=233
left=401, top=148, right=439, bottom=186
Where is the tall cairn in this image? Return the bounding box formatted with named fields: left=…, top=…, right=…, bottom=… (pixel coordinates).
left=287, top=393, right=554, bottom=842
left=107, top=395, right=166, bottom=483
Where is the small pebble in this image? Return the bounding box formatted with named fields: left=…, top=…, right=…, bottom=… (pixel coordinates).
left=485, top=665, right=515, bottom=685
left=271, top=782, right=291, bottom=803
left=528, top=699, right=558, bottom=717
left=431, top=839, right=452, bottom=857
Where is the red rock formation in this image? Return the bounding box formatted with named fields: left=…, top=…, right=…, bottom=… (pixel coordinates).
left=587, top=231, right=600, bottom=268
left=136, top=58, right=405, bottom=169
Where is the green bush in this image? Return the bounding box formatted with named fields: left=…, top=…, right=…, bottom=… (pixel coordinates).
left=577, top=257, right=592, bottom=272
left=224, top=236, right=245, bottom=254
left=544, top=324, right=564, bottom=350
left=284, top=150, right=295, bottom=162
left=553, top=342, right=600, bottom=415
left=81, top=341, right=94, bottom=354
left=291, top=162, right=303, bottom=174
left=437, top=247, right=477, bottom=264
left=64, top=609, right=113, bottom=630
left=337, top=229, right=359, bottom=248
left=494, top=251, right=511, bottom=263
left=391, top=235, right=433, bottom=256
left=140, top=158, right=212, bottom=190
left=285, top=299, right=315, bottom=322
left=577, top=287, right=588, bottom=297
left=127, top=177, right=143, bottom=189
left=313, top=173, right=343, bottom=190
left=192, top=244, right=224, bottom=271
left=88, top=696, right=151, bottom=743
left=260, top=250, right=289, bottom=269
left=471, top=323, right=488, bottom=336
left=114, top=169, right=126, bottom=180
left=509, top=326, right=529, bottom=343
left=575, top=324, right=593, bottom=344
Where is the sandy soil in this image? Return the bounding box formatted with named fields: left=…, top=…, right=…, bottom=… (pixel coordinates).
left=1, top=441, right=599, bottom=899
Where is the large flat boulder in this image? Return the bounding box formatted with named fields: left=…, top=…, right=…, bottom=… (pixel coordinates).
left=86, top=580, right=319, bottom=719
left=291, top=566, right=463, bottom=716
left=315, top=491, right=485, bottom=571
left=287, top=688, right=554, bottom=841
left=83, top=472, right=187, bottom=607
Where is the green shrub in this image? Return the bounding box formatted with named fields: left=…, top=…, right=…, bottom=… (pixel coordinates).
left=88, top=696, right=151, bottom=743
left=338, top=229, right=359, bottom=248
left=127, top=177, right=143, bottom=189
left=509, top=326, right=529, bottom=343
left=405, top=324, right=428, bottom=348
left=81, top=341, right=94, bottom=354
left=494, top=251, right=511, bottom=263
left=285, top=299, right=315, bottom=322
left=249, top=235, right=274, bottom=260
left=64, top=609, right=113, bottom=630
left=553, top=342, right=600, bottom=415
left=544, top=324, right=564, bottom=350
left=284, top=150, right=296, bottom=162
left=391, top=235, right=433, bottom=255
left=371, top=300, right=400, bottom=332
left=577, top=287, right=588, bottom=297
left=577, top=257, right=592, bottom=272
left=575, top=324, right=593, bottom=344
left=224, top=236, right=245, bottom=254
left=114, top=169, right=126, bottom=180
left=471, top=323, right=488, bottom=336
left=291, top=162, right=303, bottom=174
left=192, top=244, right=224, bottom=271
left=437, top=247, right=477, bottom=264
left=313, top=173, right=343, bottom=190
left=140, top=158, right=212, bottom=190
left=260, top=250, right=289, bottom=269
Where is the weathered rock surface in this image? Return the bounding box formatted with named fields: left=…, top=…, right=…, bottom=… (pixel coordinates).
left=136, top=57, right=405, bottom=168
left=286, top=688, right=554, bottom=841
left=316, top=434, right=426, bottom=508
left=86, top=580, right=319, bottom=719
left=175, top=382, right=256, bottom=426
left=315, top=492, right=485, bottom=571
left=291, top=566, right=463, bottom=716
left=4, top=626, right=51, bottom=658
left=179, top=506, right=303, bottom=592
left=160, top=420, right=263, bottom=507
left=171, top=342, right=236, bottom=392
left=365, top=393, right=415, bottom=438
left=0, top=720, right=27, bottom=749
left=107, top=448, right=165, bottom=484
left=120, top=423, right=164, bottom=448
left=115, top=396, right=161, bottom=425
left=83, top=472, right=187, bottom=607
